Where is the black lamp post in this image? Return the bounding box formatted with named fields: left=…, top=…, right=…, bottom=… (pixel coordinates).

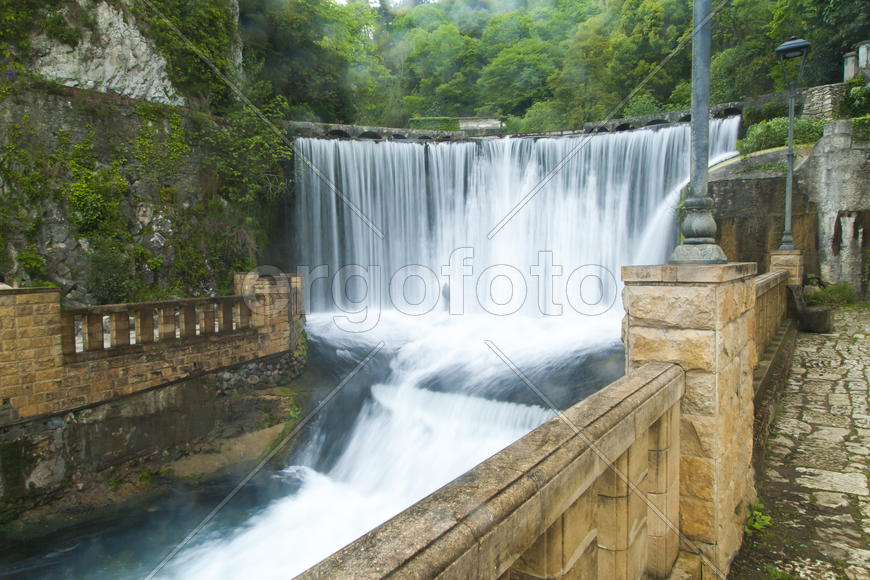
left=775, top=36, right=811, bottom=251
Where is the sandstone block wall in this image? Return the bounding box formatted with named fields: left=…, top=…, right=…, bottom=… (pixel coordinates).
left=754, top=270, right=790, bottom=363
left=0, top=289, right=64, bottom=423
left=301, top=363, right=685, bottom=580
left=622, top=263, right=758, bottom=576
left=768, top=250, right=804, bottom=287
left=0, top=276, right=303, bottom=424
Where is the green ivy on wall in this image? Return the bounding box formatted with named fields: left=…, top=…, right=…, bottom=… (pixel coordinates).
left=131, top=0, right=237, bottom=114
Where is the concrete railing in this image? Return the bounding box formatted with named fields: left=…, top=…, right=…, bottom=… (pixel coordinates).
left=754, top=269, right=789, bottom=361
left=301, top=363, right=684, bottom=579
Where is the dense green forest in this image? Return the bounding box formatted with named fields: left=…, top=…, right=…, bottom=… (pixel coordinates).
left=0, top=0, right=867, bottom=298
left=231, top=0, right=869, bottom=131
left=2, top=0, right=868, bottom=129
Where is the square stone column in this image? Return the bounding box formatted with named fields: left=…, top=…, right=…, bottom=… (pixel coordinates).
left=622, top=264, right=757, bottom=577
left=769, top=249, right=804, bottom=286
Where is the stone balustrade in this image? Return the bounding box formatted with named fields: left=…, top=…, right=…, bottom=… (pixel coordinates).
left=754, top=269, right=789, bottom=362
left=60, top=296, right=253, bottom=355
left=0, top=274, right=304, bottom=423
left=300, top=363, right=684, bottom=579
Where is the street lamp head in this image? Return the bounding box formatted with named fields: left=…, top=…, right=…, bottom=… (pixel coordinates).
left=776, top=36, right=811, bottom=86
left=776, top=36, right=811, bottom=61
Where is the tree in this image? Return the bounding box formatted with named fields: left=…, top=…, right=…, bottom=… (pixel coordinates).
left=479, top=37, right=558, bottom=115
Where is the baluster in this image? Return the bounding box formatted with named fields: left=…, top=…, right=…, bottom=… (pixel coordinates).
left=598, top=435, right=648, bottom=579
left=159, top=306, right=176, bottom=341
left=61, top=312, right=77, bottom=355
left=136, top=307, right=155, bottom=344
left=647, top=405, right=680, bottom=577
left=110, top=311, right=131, bottom=347
left=181, top=304, right=197, bottom=338
left=202, top=302, right=216, bottom=335
left=85, top=312, right=104, bottom=351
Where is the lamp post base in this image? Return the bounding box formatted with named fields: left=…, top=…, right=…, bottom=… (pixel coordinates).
left=669, top=243, right=728, bottom=264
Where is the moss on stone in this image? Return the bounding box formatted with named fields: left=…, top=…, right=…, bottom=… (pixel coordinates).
left=0, top=439, right=36, bottom=503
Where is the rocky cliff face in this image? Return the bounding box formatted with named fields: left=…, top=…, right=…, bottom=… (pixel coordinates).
left=31, top=1, right=185, bottom=106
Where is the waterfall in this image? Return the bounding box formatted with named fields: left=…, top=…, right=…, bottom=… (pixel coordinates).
left=3, top=121, right=741, bottom=580
left=296, top=117, right=741, bottom=316
left=160, top=119, right=739, bottom=579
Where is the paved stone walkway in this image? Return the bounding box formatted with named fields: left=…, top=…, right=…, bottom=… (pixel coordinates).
left=731, top=307, right=870, bottom=579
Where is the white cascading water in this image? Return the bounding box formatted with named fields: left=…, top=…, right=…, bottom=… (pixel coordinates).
left=164, top=118, right=739, bottom=579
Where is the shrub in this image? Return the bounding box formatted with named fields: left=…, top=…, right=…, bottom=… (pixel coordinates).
left=87, top=241, right=136, bottom=304
left=737, top=117, right=826, bottom=155
left=852, top=115, right=870, bottom=142
left=44, top=11, right=79, bottom=47
left=408, top=117, right=460, bottom=131
left=17, top=247, right=46, bottom=279
left=67, top=165, right=127, bottom=233
left=504, top=101, right=564, bottom=133
left=838, top=75, right=870, bottom=119
left=622, top=93, right=663, bottom=118
left=742, top=101, right=791, bottom=127
left=806, top=281, right=856, bottom=307
left=66, top=134, right=128, bottom=233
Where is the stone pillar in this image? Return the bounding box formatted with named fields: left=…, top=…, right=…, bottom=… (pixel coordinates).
left=622, top=263, right=757, bottom=577
left=768, top=249, right=804, bottom=286
left=844, top=52, right=858, bottom=82
left=858, top=41, right=870, bottom=71
left=0, top=288, right=64, bottom=422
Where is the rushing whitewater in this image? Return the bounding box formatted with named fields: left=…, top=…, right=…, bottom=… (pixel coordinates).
left=159, top=119, right=740, bottom=579
left=296, top=118, right=740, bottom=314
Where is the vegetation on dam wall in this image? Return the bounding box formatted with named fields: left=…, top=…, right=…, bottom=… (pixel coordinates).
left=0, top=80, right=291, bottom=304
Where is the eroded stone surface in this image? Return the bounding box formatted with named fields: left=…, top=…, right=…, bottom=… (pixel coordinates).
left=731, top=307, right=870, bottom=579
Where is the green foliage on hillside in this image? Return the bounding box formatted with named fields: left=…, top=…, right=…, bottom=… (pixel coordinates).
left=737, top=117, right=827, bottom=155
left=131, top=0, right=238, bottom=114
left=5, top=0, right=870, bottom=129
left=361, top=0, right=867, bottom=129
left=839, top=75, right=870, bottom=119
left=200, top=96, right=293, bottom=207
left=408, top=117, right=460, bottom=131
left=238, top=0, right=387, bottom=123
left=853, top=115, right=870, bottom=142
left=0, top=0, right=70, bottom=55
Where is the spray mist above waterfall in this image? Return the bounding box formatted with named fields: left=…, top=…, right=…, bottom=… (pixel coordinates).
left=295, top=117, right=741, bottom=319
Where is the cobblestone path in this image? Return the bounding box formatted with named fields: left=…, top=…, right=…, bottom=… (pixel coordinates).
left=731, top=307, right=870, bottom=579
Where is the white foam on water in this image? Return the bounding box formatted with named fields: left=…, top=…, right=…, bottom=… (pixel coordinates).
left=162, top=119, right=739, bottom=578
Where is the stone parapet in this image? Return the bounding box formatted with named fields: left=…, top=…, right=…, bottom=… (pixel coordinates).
left=769, top=250, right=804, bottom=286
left=0, top=273, right=304, bottom=423
left=300, top=363, right=685, bottom=579
left=754, top=270, right=789, bottom=362
left=622, top=263, right=758, bottom=577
